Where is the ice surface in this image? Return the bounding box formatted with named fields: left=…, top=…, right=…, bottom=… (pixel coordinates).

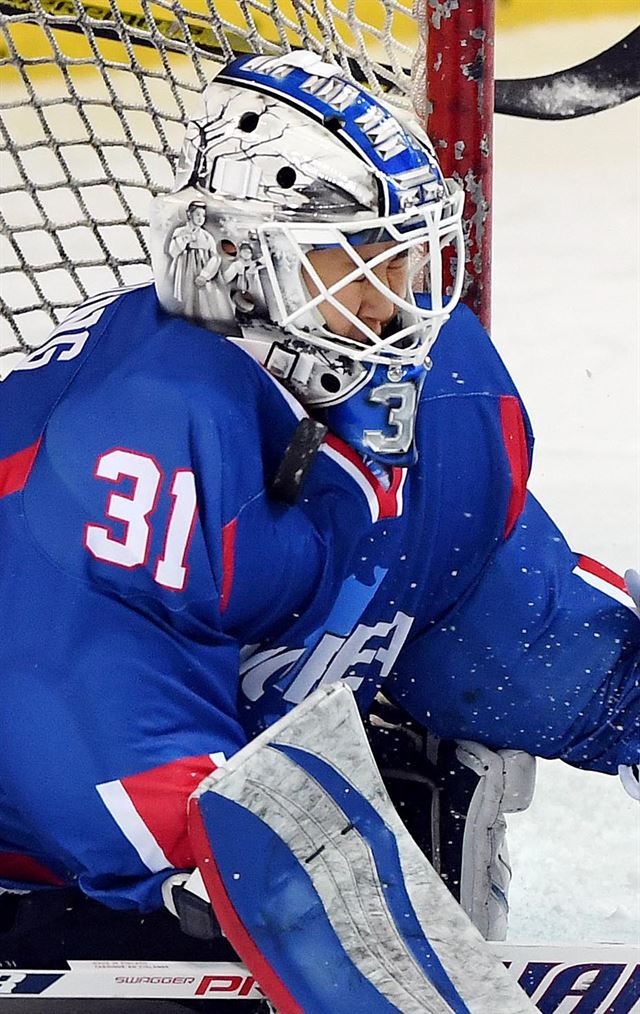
left=493, top=15, right=639, bottom=945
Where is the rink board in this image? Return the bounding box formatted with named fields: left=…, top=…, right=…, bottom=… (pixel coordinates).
left=0, top=946, right=637, bottom=1010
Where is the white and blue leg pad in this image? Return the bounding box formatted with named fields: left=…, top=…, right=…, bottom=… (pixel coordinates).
left=188, top=685, right=535, bottom=1014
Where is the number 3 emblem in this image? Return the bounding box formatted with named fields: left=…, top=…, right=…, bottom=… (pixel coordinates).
left=363, top=382, right=418, bottom=454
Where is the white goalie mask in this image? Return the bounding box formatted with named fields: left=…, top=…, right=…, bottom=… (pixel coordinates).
left=151, top=52, right=465, bottom=462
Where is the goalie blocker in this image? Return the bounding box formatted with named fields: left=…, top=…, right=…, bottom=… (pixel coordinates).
left=188, top=684, right=536, bottom=1013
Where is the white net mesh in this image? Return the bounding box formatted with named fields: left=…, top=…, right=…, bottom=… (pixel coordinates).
left=0, top=0, right=426, bottom=371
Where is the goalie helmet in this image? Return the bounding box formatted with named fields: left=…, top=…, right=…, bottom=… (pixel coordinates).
left=150, top=51, right=465, bottom=465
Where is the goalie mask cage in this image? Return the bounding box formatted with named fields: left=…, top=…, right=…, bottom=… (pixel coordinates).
left=0, top=0, right=494, bottom=374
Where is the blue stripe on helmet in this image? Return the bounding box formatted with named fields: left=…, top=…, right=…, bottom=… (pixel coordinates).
left=217, top=55, right=443, bottom=216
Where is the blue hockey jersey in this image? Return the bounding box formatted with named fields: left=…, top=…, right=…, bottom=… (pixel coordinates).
left=0, top=284, right=637, bottom=910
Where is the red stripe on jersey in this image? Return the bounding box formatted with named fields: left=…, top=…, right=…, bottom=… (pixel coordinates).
left=120, top=754, right=219, bottom=869
left=324, top=433, right=405, bottom=520
left=325, top=432, right=372, bottom=479
left=220, top=517, right=238, bottom=614
left=576, top=554, right=627, bottom=593
left=499, top=396, right=528, bottom=540
left=379, top=466, right=406, bottom=521
left=0, top=438, right=41, bottom=498
left=188, top=798, right=304, bottom=1014
left=0, top=852, right=64, bottom=886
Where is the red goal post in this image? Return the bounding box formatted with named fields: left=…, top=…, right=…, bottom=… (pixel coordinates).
left=0, top=0, right=495, bottom=368
left=425, top=0, right=494, bottom=332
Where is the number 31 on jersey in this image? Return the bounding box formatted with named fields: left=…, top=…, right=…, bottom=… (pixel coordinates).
left=84, top=448, right=198, bottom=592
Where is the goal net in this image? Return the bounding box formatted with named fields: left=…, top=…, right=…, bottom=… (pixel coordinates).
left=0, top=0, right=429, bottom=373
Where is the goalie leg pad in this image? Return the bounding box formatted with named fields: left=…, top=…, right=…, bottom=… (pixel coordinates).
left=189, top=685, right=536, bottom=1014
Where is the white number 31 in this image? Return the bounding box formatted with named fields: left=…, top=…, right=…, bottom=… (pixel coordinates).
left=84, top=448, right=198, bottom=592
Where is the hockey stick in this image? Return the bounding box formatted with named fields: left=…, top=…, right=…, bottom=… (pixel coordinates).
left=1, top=946, right=637, bottom=1008
left=494, top=26, right=640, bottom=120
left=0, top=0, right=249, bottom=61
left=1, top=0, right=638, bottom=119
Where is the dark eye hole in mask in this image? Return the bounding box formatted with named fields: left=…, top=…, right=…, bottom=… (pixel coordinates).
left=380, top=315, right=416, bottom=350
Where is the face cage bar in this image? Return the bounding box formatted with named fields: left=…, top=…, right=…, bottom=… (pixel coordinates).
left=258, top=192, right=465, bottom=366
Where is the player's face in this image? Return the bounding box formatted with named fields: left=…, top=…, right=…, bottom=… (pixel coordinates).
left=303, top=242, right=409, bottom=341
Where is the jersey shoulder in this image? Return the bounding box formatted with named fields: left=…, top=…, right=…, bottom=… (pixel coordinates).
left=423, top=301, right=525, bottom=403
left=0, top=286, right=131, bottom=459
left=412, top=301, right=535, bottom=559
left=420, top=301, right=534, bottom=462
left=1, top=286, right=312, bottom=613
left=1, top=285, right=302, bottom=512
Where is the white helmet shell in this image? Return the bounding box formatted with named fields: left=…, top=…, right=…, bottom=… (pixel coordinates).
left=150, top=51, right=465, bottom=409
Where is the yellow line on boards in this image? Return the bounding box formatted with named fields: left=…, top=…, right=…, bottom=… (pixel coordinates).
left=2, top=0, right=637, bottom=64
left=495, top=0, right=639, bottom=29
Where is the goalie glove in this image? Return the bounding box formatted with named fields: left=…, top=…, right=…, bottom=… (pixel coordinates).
left=619, top=570, right=639, bottom=802
left=619, top=764, right=640, bottom=801
left=161, top=869, right=220, bottom=940
left=624, top=568, right=640, bottom=614
left=366, top=697, right=536, bottom=941
left=454, top=741, right=536, bottom=940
